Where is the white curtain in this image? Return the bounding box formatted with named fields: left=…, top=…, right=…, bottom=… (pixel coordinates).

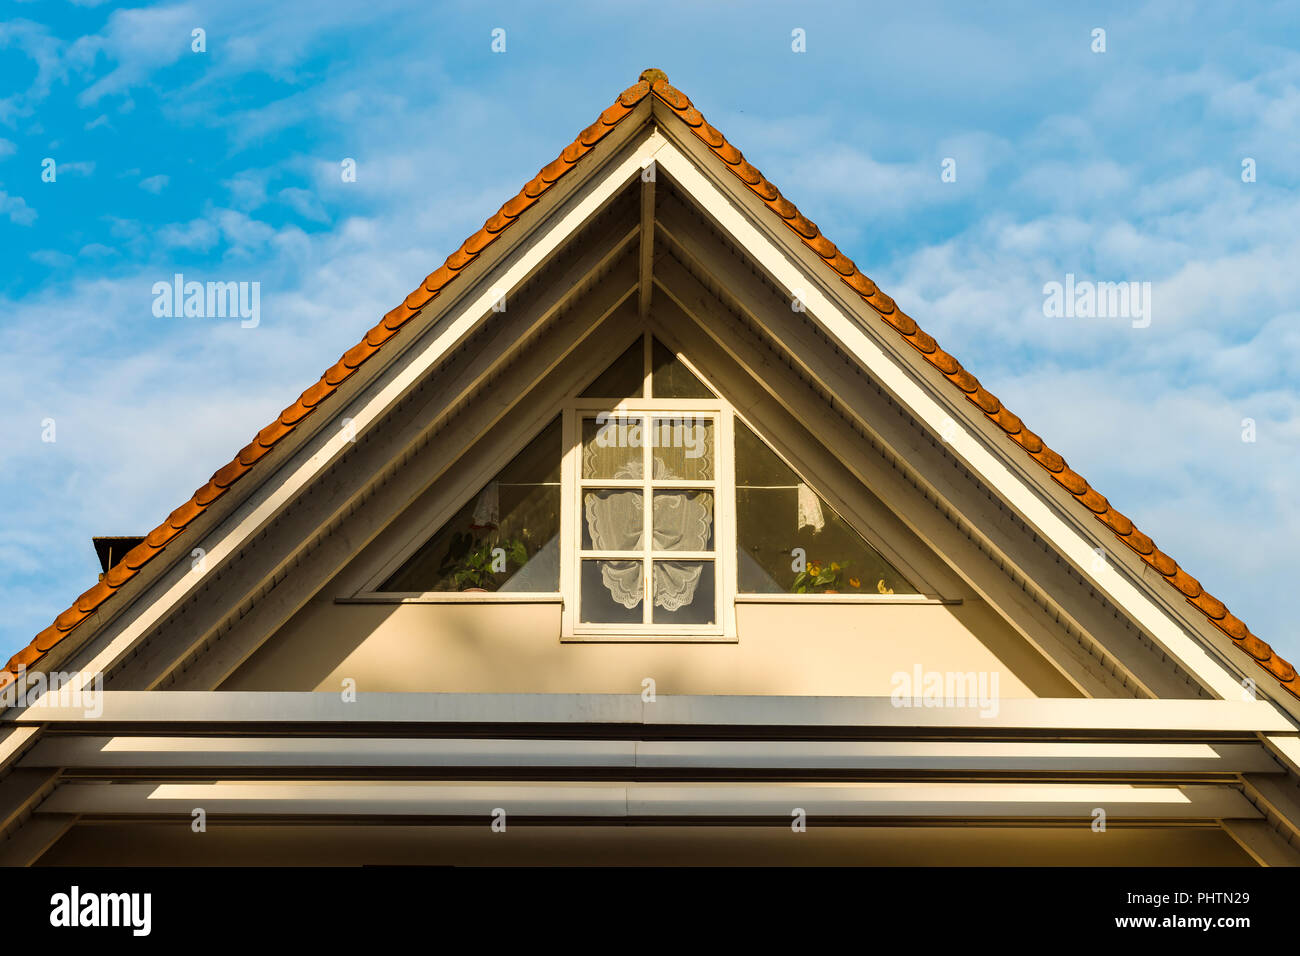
left=583, top=456, right=712, bottom=610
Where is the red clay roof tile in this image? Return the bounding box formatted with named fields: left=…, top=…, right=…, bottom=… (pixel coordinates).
left=13, top=70, right=1294, bottom=704
left=1150, top=550, right=1178, bottom=577
left=972, top=389, right=1001, bottom=416
left=1096, top=508, right=1132, bottom=536
left=1190, top=591, right=1227, bottom=620
left=1056, top=469, right=1088, bottom=496
left=33, top=625, right=64, bottom=654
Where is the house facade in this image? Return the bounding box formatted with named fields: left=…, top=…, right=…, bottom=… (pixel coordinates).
left=2, top=69, right=1298, bottom=866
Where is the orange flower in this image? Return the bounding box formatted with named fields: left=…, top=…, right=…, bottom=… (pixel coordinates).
left=849, top=577, right=861, bottom=589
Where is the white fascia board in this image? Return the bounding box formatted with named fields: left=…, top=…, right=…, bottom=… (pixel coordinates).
left=20, top=736, right=1280, bottom=775
left=12, top=691, right=1295, bottom=733
left=651, top=141, right=1246, bottom=702
left=42, top=127, right=670, bottom=697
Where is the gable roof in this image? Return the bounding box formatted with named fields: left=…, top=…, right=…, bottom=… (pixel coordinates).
left=9, top=69, right=1295, bottom=701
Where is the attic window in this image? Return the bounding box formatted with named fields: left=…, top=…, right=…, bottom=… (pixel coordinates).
left=369, top=331, right=921, bottom=635
left=567, top=334, right=723, bottom=635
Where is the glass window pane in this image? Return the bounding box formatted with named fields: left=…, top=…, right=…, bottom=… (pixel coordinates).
left=580, top=338, right=644, bottom=399
left=653, top=491, right=713, bottom=551
left=582, top=489, right=644, bottom=551
left=381, top=418, right=561, bottom=592
left=651, top=337, right=714, bottom=398
left=652, top=561, right=715, bottom=624
left=582, top=416, right=643, bottom=479
left=581, top=560, right=644, bottom=623
left=650, top=417, right=713, bottom=480
left=734, top=420, right=916, bottom=595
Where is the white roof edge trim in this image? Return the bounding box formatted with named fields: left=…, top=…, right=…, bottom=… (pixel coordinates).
left=651, top=141, right=1247, bottom=701
left=55, top=127, right=672, bottom=693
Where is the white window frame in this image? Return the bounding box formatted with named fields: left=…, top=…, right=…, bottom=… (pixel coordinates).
left=560, top=332, right=737, bottom=641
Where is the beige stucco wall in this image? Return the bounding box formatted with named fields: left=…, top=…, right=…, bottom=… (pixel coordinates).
left=223, top=594, right=1078, bottom=697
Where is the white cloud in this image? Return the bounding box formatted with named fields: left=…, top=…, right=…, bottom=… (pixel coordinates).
left=30, top=249, right=71, bottom=268
left=54, top=159, right=95, bottom=177
left=277, top=186, right=327, bottom=222
left=0, top=189, right=36, bottom=225
left=139, top=173, right=169, bottom=194
left=69, top=5, right=197, bottom=106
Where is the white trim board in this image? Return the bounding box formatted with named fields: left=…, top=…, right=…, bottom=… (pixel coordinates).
left=47, top=128, right=672, bottom=695
left=16, top=692, right=1294, bottom=733
left=649, top=140, right=1250, bottom=704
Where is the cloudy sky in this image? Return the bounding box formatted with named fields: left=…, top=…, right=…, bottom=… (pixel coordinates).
left=1, top=0, right=1297, bottom=665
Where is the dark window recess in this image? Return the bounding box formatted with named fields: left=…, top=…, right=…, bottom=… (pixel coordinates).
left=381, top=418, right=562, bottom=592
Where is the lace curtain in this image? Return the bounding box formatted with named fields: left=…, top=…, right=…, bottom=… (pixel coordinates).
left=583, top=455, right=713, bottom=611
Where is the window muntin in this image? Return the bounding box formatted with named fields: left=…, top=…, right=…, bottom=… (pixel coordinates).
left=575, top=411, right=719, bottom=628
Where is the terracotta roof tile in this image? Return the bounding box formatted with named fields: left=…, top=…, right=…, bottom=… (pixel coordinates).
left=1056, top=469, right=1088, bottom=496
left=13, top=69, right=1295, bottom=702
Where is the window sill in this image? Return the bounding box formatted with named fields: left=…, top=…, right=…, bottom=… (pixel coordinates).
left=561, top=632, right=738, bottom=644
left=339, top=593, right=563, bottom=605
left=735, top=594, right=960, bottom=605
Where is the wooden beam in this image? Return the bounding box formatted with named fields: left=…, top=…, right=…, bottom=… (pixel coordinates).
left=1222, top=819, right=1300, bottom=866
left=37, top=780, right=1262, bottom=820
left=653, top=145, right=1247, bottom=702
left=20, top=735, right=1282, bottom=775
left=55, top=127, right=667, bottom=696
left=0, top=813, right=76, bottom=866
left=0, top=767, right=60, bottom=831
left=115, top=227, right=639, bottom=691
left=170, top=279, right=637, bottom=691
left=654, top=205, right=1201, bottom=699
left=638, top=165, right=655, bottom=317
left=652, top=259, right=1119, bottom=698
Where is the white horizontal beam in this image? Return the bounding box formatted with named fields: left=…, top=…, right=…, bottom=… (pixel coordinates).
left=12, top=692, right=1295, bottom=734
left=19, top=736, right=1282, bottom=774
left=38, top=780, right=1261, bottom=820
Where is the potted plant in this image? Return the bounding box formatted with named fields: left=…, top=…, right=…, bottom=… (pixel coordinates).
left=792, top=561, right=859, bottom=594
left=441, top=533, right=528, bottom=591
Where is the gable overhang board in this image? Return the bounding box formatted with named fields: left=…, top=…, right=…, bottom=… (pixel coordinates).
left=640, top=105, right=1274, bottom=712
left=30, top=116, right=663, bottom=696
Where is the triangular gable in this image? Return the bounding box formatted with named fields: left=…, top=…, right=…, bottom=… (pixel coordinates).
left=10, top=69, right=1295, bottom=712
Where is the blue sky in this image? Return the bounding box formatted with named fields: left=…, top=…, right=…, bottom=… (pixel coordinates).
left=1, top=0, right=1297, bottom=665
